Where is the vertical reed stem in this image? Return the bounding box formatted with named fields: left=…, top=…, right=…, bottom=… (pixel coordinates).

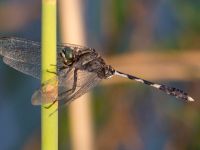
left=41, top=0, right=57, bottom=150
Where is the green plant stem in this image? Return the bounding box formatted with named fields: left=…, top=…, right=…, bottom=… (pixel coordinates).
left=41, top=0, right=57, bottom=150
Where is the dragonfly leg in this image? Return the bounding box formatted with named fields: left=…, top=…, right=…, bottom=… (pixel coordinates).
left=58, top=65, right=68, bottom=71
left=46, top=64, right=58, bottom=74
left=46, top=69, right=57, bottom=75
left=59, top=69, right=78, bottom=97
left=44, top=69, right=78, bottom=109
left=46, top=65, right=68, bottom=75
left=50, top=64, right=67, bottom=70
left=43, top=99, right=58, bottom=109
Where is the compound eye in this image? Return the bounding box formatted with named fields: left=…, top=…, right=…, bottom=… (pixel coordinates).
left=64, top=48, right=73, bottom=60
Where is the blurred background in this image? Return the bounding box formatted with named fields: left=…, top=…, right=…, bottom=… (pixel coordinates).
left=0, top=0, right=199, bottom=150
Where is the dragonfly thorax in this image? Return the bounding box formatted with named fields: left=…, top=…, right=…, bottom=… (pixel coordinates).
left=103, top=65, right=115, bottom=79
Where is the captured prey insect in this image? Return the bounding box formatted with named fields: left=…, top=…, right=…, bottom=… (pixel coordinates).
left=0, top=37, right=194, bottom=108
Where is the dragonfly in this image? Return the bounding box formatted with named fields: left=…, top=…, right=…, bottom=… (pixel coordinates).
left=0, top=36, right=194, bottom=109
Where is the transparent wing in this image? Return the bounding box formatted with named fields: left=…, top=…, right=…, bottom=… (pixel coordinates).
left=0, top=36, right=89, bottom=64
left=3, top=57, right=41, bottom=79
left=57, top=43, right=88, bottom=52
left=0, top=37, right=41, bottom=64
left=0, top=37, right=92, bottom=78
left=31, top=69, right=101, bottom=106
left=58, top=70, right=101, bottom=106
